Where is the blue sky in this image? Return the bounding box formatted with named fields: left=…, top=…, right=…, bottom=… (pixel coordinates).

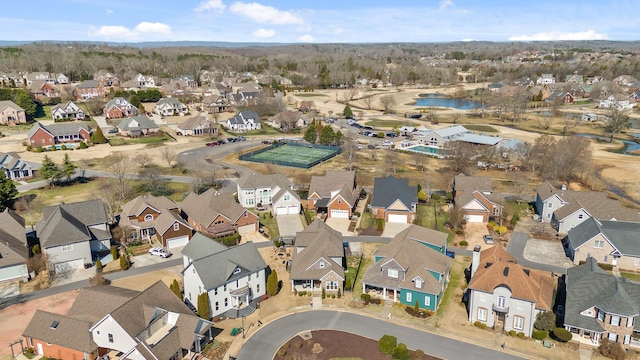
left=0, top=0, right=637, bottom=43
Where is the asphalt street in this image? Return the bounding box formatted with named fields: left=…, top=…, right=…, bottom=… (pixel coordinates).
left=237, top=310, right=524, bottom=360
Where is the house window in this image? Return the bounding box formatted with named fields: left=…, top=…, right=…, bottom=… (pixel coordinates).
left=578, top=214, right=584, bottom=220
left=513, top=316, right=525, bottom=331
left=624, top=334, right=631, bottom=344
left=233, top=268, right=241, bottom=275
left=425, top=296, right=430, bottom=307
left=319, top=261, right=325, bottom=268
left=627, top=317, right=634, bottom=328
left=108, top=334, right=114, bottom=343
left=598, top=310, right=605, bottom=321
left=338, top=198, right=342, bottom=204
left=224, top=298, right=228, bottom=307
left=214, top=288, right=218, bottom=295
left=415, top=279, right=422, bottom=289
left=215, top=302, right=219, bottom=311
left=594, top=240, right=604, bottom=249
left=548, top=203, right=553, bottom=208
left=497, top=296, right=507, bottom=309
left=144, top=214, right=154, bottom=221
left=326, top=281, right=338, bottom=290
left=248, top=274, right=251, bottom=281
left=477, top=307, right=488, bottom=321
left=224, top=285, right=227, bottom=291
left=547, top=213, right=551, bottom=219
left=62, top=244, right=73, bottom=252
left=406, top=292, right=412, bottom=303
left=608, top=333, right=618, bottom=342
left=611, top=315, right=621, bottom=326
left=635, top=257, right=640, bottom=266
left=173, top=223, right=179, bottom=231
left=247, top=198, right=254, bottom=205
left=284, top=194, right=290, bottom=201
left=387, top=268, right=398, bottom=278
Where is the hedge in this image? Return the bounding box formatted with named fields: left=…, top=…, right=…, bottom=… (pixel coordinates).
left=532, top=330, right=547, bottom=340
left=378, top=335, right=397, bottom=355
left=552, top=327, right=572, bottom=342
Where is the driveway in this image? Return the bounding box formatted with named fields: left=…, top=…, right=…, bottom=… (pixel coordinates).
left=325, top=217, right=352, bottom=235
left=93, top=116, right=114, bottom=132
left=276, top=214, right=304, bottom=237
left=506, top=232, right=569, bottom=274
left=464, top=222, right=492, bottom=250
left=523, top=238, right=573, bottom=269
left=380, top=222, right=410, bottom=238
left=237, top=310, right=524, bottom=360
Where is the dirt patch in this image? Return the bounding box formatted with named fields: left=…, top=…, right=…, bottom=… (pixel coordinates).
left=275, top=330, right=442, bottom=360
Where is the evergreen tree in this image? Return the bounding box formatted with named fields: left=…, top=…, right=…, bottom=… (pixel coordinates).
left=319, top=125, right=335, bottom=145
left=95, top=258, right=103, bottom=273
left=267, top=270, right=279, bottom=296
left=40, top=155, right=60, bottom=187
left=120, top=254, right=129, bottom=270
left=170, top=279, right=182, bottom=299
left=0, top=172, right=18, bottom=211
left=61, top=153, right=77, bottom=184
left=91, top=127, right=107, bottom=144
left=197, top=292, right=211, bottom=320
left=14, top=90, right=37, bottom=116
left=303, top=120, right=317, bottom=144
left=343, top=103, right=353, bottom=117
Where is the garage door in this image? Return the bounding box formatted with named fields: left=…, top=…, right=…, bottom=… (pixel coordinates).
left=464, top=215, right=484, bottom=223
left=388, top=214, right=408, bottom=223
left=167, top=235, right=189, bottom=249
left=287, top=205, right=300, bottom=214
left=54, top=259, right=84, bottom=274
left=330, top=210, right=349, bottom=218
left=276, top=207, right=288, bottom=215
left=238, top=223, right=257, bottom=234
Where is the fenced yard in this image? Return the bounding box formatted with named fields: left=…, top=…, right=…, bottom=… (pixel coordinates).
left=240, top=142, right=340, bottom=168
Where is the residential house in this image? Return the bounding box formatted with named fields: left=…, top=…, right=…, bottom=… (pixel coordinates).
left=236, top=172, right=301, bottom=215
left=72, top=80, right=105, bottom=101
left=56, top=73, right=69, bottom=84
left=0, top=209, right=29, bottom=293
left=103, top=97, right=139, bottom=119
left=535, top=182, right=639, bottom=233
left=28, top=80, right=59, bottom=100
left=226, top=110, right=261, bottom=132
left=160, top=76, right=196, bottom=97
left=154, top=97, right=189, bottom=117
left=467, top=246, right=554, bottom=337
left=51, top=101, right=85, bottom=121
left=566, top=218, right=640, bottom=271
left=201, top=95, right=234, bottom=113
left=298, top=101, right=314, bottom=113
left=181, top=189, right=260, bottom=238
left=599, top=95, right=634, bottom=110
left=0, top=152, right=34, bottom=181
left=370, top=176, right=417, bottom=223
left=182, top=235, right=267, bottom=319
left=290, top=220, right=345, bottom=294
left=536, top=74, right=556, bottom=85
left=24, top=281, right=213, bottom=359
left=23, top=72, right=57, bottom=85
left=565, top=74, right=584, bottom=84
left=361, top=225, right=453, bottom=311
left=268, top=110, right=307, bottom=131
left=119, top=194, right=192, bottom=249
left=453, top=174, right=503, bottom=223
left=117, top=115, right=160, bottom=137
left=93, top=70, right=119, bottom=87
left=36, top=199, right=111, bottom=273
left=546, top=90, right=575, bottom=104
left=133, top=73, right=156, bottom=88
left=307, top=170, right=358, bottom=219
left=0, top=100, right=27, bottom=125
left=563, top=257, right=640, bottom=348
left=28, top=122, right=91, bottom=149
left=177, top=114, right=217, bottom=136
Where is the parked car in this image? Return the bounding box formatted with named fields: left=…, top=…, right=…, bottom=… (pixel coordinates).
left=149, top=247, right=172, bottom=258
left=483, top=235, right=494, bottom=244
left=205, top=142, right=217, bottom=147
left=237, top=136, right=246, bottom=141
left=357, top=144, right=364, bottom=149
left=262, top=140, right=272, bottom=144
left=382, top=140, right=393, bottom=146
left=107, top=129, right=117, bottom=134
left=557, top=304, right=565, bottom=317
left=386, top=132, right=398, bottom=138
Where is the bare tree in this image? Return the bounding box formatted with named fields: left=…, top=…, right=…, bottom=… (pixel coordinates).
left=603, top=107, right=632, bottom=143
left=161, top=147, right=177, bottom=168
left=368, top=148, right=379, bottom=162
left=444, top=141, right=476, bottom=174
left=380, top=94, right=396, bottom=113
left=96, top=178, right=126, bottom=224
left=341, top=137, right=358, bottom=171
left=559, top=118, right=579, bottom=136
left=107, top=153, right=133, bottom=203
left=363, top=93, right=374, bottom=110
left=425, top=107, right=438, bottom=124
left=412, top=152, right=428, bottom=172
left=347, top=88, right=359, bottom=101
left=384, top=149, right=399, bottom=175
left=137, top=153, right=153, bottom=169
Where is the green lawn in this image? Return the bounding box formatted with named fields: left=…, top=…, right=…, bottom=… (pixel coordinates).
left=34, top=105, right=53, bottom=120
left=352, top=254, right=373, bottom=299
left=437, top=257, right=469, bottom=316
left=621, top=272, right=640, bottom=282
left=255, top=211, right=280, bottom=240
left=293, top=92, right=327, bottom=97
left=345, top=255, right=361, bottom=292
left=358, top=211, right=374, bottom=230
left=415, top=203, right=454, bottom=243
left=363, top=119, right=417, bottom=128
left=108, top=132, right=174, bottom=147
left=463, top=124, right=499, bottom=133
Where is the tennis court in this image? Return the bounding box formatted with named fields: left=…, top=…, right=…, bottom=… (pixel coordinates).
left=240, top=143, right=341, bottom=168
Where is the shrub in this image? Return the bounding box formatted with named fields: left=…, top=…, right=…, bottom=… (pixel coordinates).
left=378, top=335, right=397, bottom=355
left=517, top=332, right=525, bottom=339
left=377, top=218, right=384, bottom=232
left=552, top=327, right=572, bottom=342
left=337, top=288, right=341, bottom=298
left=459, top=240, right=468, bottom=247
left=345, top=277, right=352, bottom=291
left=414, top=349, right=425, bottom=359
left=598, top=338, right=627, bottom=360
left=391, top=343, right=411, bottom=360
left=532, top=330, right=547, bottom=340
left=282, top=343, right=290, bottom=349
left=26, top=145, right=32, bottom=151
left=534, top=311, right=556, bottom=332
left=277, top=348, right=287, bottom=357
left=111, top=246, right=119, bottom=260
left=598, top=263, right=614, bottom=271
left=331, top=294, right=336, bottom=299
left=474, top=321, right=487, bottom=329
left=267, top=270, right=279, bottom=296
left=170, top=279, right=181, bottom=299
left=35, top=146, right=43, bottom=152
left=60, top=145, right=67, bottom=150
left=510, top=213, right=520, bottom=226
left=79, top=141, right=87, bottom=149
left=89, top=273, right=108, bottom=286
left=298, top=291, right=306, bottom=297
left=508, top=330, right=517, bottom=337
left=95, top=259, right=103, bottom=273
left=120, top=255, right=129, bottom=270
left=431, top=193, right=441, bottom=201
left=361, top=293, right=371, bottom=301
left=322, top=288, right=326, bottom=299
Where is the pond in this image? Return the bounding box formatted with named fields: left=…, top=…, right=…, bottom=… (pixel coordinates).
left=414, top=93, right=483, bottom=110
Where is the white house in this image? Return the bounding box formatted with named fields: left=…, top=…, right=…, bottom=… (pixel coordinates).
left=134, top=73, right=156, bottom=88
left=51, top=101, right=85, bottom=120
left=599, top=95, right=634, bottom=110
left=182, top=237, right=267, bottom=319
left=536, top=74, right=556, bottom=85
left=226, top=110, right=261, bottom=132
left=0, top=209, right=29, bottom=294
left=236, top=173, right=301, bottom=215
left=154, top=97, right=189, bottom=117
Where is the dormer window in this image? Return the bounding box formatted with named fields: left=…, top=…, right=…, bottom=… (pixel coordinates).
left=144, top=214, right=154, bottom=221
left=387, top=268, right=398, bottom=278
left=415, top=279, right=422, bottom=289
left=173, top=223, right=179, bottom=231
left=319, top=261, right=325, bottom=268
left=233, top=268, right=241, bottom=275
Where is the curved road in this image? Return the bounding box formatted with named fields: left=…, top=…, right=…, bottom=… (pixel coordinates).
left=237, top=310, right=523, bottom=360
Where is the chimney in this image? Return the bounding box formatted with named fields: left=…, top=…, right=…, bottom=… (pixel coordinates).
left=471, top=245, right=481, bottom=278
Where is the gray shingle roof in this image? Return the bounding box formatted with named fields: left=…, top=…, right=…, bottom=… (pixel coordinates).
left=290, top=220, right=345, bottom=281
left=568, top=218, right=640, bottom=256
left=0, top=100, right=23, bottom=112
left=188, top=242, right=267, bottom=290
left=121, top=194, right=178, bottom=217
left=181, top=189, right=253, bottom=228
left=37, top=199, right=110, bottom=248
left=66, top=286, right=141, bottom=323
left=370, top=176, right=417, bottom=209
left=394, top=224, right=448, bottom=250
left=28, top=122, right=90, bottom=139
left=237, top=172, right=292, bottom=190
left=181, top=232, right=228, bottom=262
left=75, top=80, right=99, bottom=89
left=565, top=257, right=640, bottom=332
left=178, top=114, right=213, bottom=130
left=454, top=174, right=493, bottom=193
left=117, top=115, right=159, bottom=131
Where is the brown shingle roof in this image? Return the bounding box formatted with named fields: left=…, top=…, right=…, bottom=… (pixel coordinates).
left=290, top=220, right=345, bottom=281
left=308, top=170, right=356, bottom=200
left=181, top=189, right=253, bottom=227
left=66, top=285, right=141, bottom=323
left=454, top=174, right=493, bottom=192
left=121, top=194, right=179, bottom=217
left=23, top=310, right=97, bottom=353
left=468, top=246, right=553, bottom=311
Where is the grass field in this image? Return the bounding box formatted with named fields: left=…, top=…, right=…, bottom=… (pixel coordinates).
left=244, top=143, right=340, bottom=168
left=364, top=119, right=417, bottom=128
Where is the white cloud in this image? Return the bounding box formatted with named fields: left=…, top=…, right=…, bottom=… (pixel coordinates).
left=332, top=27, right=344, bottom=35
left=195, top=0, right=226, bottom=12
left=106, top=9, right=114, bottom=14
left=439, top=0, right=455, bottom=10
left=253, top=28, right=275, bottom=38
left=90, top=22, right=172, bottom=40
left=297, top=34, right=314, bottom=42
left=229, top=2, right=303, bottom=25
left=509, top=30, right=607, bottom=41
left=134, top=22, right=172, bottom=34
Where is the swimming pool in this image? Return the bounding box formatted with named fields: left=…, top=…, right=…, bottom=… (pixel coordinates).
left=406, top=145, right=440, bottom=156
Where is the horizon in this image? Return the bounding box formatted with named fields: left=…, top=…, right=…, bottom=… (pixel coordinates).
left=1, top=0, right=639, bottom=43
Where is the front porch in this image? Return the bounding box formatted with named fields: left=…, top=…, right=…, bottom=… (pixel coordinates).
left=566, top=327, right=602, bottom=347
left=292, top=280, right=322, bottom=293
left=362, top=284, right=398, bottom=302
